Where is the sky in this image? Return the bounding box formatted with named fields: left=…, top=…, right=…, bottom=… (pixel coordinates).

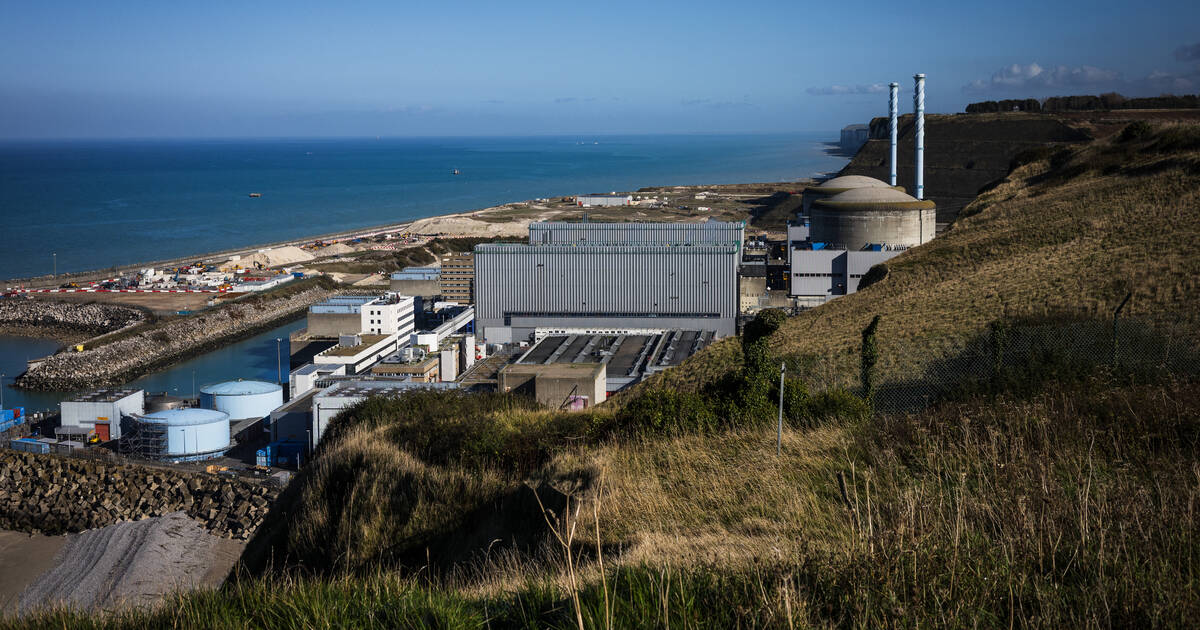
left=1, top=0, right=1198, bottom=139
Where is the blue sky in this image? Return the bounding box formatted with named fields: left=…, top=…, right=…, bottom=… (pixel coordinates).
left=1, top=0, right=1197, bottom=138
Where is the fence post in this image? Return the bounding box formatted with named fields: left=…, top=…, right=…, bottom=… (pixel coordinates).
left=1112, top=292, right=1131, bottom=368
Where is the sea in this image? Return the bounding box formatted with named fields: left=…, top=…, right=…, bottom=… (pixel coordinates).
left=0, top=133, right=847, bottom=413
left=0, top=133, right=846, bottom=281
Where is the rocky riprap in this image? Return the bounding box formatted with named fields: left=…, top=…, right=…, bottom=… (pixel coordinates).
left=14, top=286, right=336, bottom=391
left=0, top=451, right=280, bottom=540
left=0, top=300, right=145, bottom=337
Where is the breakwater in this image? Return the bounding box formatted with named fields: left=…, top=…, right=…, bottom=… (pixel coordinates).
left=14, top=284, right=337, bottom=391
left=0, top=300, right=145, bottom=343
left=0, top=451, right=280, bottom=540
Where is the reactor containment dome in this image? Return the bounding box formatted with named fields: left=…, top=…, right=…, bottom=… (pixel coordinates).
left=810, top=187, right=936, bottom=249
left=800, top=175, right=906, bottom=215
left=133, top=408, right=231, bottom=462
left=200, top=380, right=283, bottom=421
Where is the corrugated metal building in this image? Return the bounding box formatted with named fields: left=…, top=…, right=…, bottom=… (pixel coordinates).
left=529, top=221, right=745, bottom=246
left=475, top=240, right=740, bottom=343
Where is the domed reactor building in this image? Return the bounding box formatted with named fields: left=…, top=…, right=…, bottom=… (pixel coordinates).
left=789, top=75, right=937, bottom=306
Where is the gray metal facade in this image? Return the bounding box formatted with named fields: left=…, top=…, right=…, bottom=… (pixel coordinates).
left=476, top=243, right=739, bottom=343
left=790, top=249, right=899, bottom=300
left=528, top=221, right=745, bottom=246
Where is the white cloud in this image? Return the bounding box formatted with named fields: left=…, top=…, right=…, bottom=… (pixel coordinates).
left=963, top=63, right=1121, bottom=94
left=806, top=83, right=888, bottom=96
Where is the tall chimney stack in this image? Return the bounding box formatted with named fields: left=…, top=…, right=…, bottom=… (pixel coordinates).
left=888, top=82, right=899, bottom=187
left=913, top=73, right=926, bottom=200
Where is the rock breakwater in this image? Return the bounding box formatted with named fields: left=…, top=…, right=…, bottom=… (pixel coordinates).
left=0, top=300, right=145, bottom=341
left=14, top=285, right=336, bottom=391
left=0, top=451, right=280, bottom=540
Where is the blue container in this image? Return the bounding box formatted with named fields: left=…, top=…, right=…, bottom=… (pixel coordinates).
left=255, top=444, right=274, bottom=467
left=10, top=438, right=50, bottom=454
left=268, top=441, right=306, bottom=469
left=0, top=410, right=13, bottom=421
left=292, top=272, right=305, bottom=279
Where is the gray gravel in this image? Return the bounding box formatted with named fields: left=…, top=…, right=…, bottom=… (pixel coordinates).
left=18, top=512, right=227, bottom=615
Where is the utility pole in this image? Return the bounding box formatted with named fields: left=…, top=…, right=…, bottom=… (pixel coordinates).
left=192, top=370, right=196, bottom=399
left=52, top=253, right=56, bottom=279
left=1, top=373, right=6, bottom=409
left=777, top=362, right=785, bottom=457
left=276, top=338, right=283, bottom=385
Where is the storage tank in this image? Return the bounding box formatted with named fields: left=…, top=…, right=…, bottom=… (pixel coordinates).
left=199, top=380, right=283, bottom=420
left=800, top=175, right=906, bottom=216
left=135, top=408, right=230, bottom=462
left=145, top=393, right=188, bottom=413
left=810, top=187, right=936, bottom=249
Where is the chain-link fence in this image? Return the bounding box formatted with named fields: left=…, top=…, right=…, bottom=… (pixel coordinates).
left=786, top=313, right=1199, bottom=416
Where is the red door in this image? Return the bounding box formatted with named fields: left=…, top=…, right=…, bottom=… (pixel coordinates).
left=95, top=422, right=110, bottom=442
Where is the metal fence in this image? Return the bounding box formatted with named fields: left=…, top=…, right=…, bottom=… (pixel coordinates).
left=790, top=316, right=1199, bottom=416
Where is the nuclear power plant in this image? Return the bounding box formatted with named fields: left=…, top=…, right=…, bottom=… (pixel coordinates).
left=788, top=73, right=936, bottom=306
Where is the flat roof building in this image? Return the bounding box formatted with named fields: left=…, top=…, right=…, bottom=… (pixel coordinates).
left=390, top=267, right=441, bottom=297
left=576, top=194, right=632, bottom=207
left=438, top=253, right=474, bottom=304
left=511, top=329, right=714, bottom=393
left=307, top=293, right=415, bottom=337
left=59, top=389, right=144, bottom=441
left=476, top=221, right=743, bottom=344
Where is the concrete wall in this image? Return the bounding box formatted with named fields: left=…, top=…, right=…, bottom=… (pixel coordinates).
left=809, top=206, right=935, bottom=249
left=307, top=312, right=363, bottom=337
left=499, top=364, right=606, bottom=410
left=389, top=278, right=441, bottom=297
left=790, top=248, right=903, bottom=298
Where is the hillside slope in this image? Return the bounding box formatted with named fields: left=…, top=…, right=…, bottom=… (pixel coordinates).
left=9, top=123, right=1200, bottom=629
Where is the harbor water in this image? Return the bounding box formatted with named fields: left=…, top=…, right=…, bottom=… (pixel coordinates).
left=0, top=318, right=305, bottom=415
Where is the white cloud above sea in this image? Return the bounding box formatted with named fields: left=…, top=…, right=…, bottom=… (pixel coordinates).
left=806, top=83, right=888, bottom=96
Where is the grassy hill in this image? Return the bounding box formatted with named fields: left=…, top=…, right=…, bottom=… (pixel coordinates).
left=8, top=122, right=1200, bottom=629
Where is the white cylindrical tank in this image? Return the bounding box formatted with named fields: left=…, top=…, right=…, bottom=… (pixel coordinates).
left=199, top=380, right=283, bottom=420
left=810, top=187, right=936, bottom=248
left=137, top=408, right=231, bottom=461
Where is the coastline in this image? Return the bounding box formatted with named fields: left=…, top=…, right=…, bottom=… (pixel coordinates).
left=3, top=179, right=814, bottom=288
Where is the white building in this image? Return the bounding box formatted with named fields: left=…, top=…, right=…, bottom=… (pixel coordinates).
left=310, top=380, right=459, bottom=450
left=307, top=293, right=416, bottom=337
left=59, top=389, right=145, bottom=441
left=312, top=334, right=403, bottom=375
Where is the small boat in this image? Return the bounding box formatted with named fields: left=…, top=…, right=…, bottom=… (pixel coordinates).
left=451, top=169, right=461, bottom=175
left=248, top=193, right=262, bottom=198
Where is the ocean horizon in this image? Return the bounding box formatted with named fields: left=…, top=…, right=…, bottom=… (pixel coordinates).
left=0, top=133, right=847, bottom=281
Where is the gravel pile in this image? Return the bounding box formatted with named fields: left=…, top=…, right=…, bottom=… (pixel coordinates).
left=18, top=512, right=226, bottom=614
left=15, top=286, right=336, bottom=390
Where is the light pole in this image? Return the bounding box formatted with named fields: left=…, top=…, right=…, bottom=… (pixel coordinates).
left=1, top=373, right=6, bottom=409
left=777, top=362, right=785, bottom=457
left=192, top=370, right=196, bottom=399
left=275, top=338, right=283, bottom=386
left=52, top=253, right=56, bottom=279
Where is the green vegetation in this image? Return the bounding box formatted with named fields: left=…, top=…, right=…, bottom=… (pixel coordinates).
left=9, top=122, right=1200, bottom=628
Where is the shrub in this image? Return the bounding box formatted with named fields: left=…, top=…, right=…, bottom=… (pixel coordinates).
left=615, top=389, right=719, bottom=434
left=802, top=388, right=870, bottom=425
left=1119, top=120, right=1153, bottom=142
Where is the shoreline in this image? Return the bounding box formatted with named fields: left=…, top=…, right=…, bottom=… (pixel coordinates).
left=2, top=179, right=817, bottom=288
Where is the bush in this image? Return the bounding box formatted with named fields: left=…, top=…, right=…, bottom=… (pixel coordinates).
left=615, top=389, right=720, bottom=434
left=802, top=388, right=871, bottom=425
left=1119, top=120, right=1153, bottom=142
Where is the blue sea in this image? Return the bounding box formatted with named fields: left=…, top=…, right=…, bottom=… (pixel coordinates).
left=0, top=133, right=846, bottom=281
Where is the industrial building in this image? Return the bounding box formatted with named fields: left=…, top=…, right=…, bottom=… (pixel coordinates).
left=390, top=267, right=441, bottom=297
left=508, top=329, right=715, bottom=393
left=308, top=380, right=459, bottom=450
left=475, top=221, right=743, bottom=343
left=59, top=389, right=144, bottom=441
left=289, top=363, right=346, bottom=398
left=199, top=380, right=283, bottom=421
left=499, top=363, right=606, bottom=410
left=438, top=253, right=474, bottom=303
left=126, top=408, right=231, bottom=462
left=305, top=293, right=415, bottom=337
left=575, top=193, right=632, bottom=207
left=312, top=334, right=403, bottom=375
left=790, top=74, right=936, bottom=306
